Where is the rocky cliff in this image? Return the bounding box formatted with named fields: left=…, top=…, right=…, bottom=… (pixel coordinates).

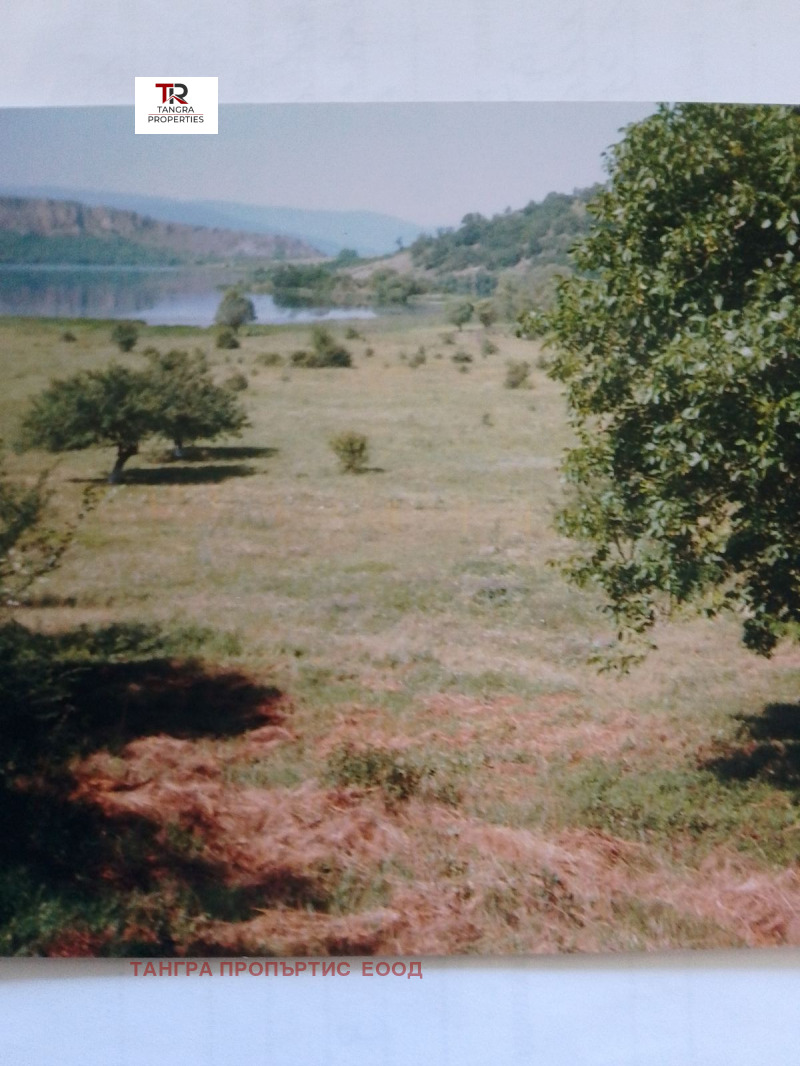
left=0, top=197, right=322, bottom=262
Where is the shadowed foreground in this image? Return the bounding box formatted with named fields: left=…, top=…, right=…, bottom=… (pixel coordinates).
left=4, top=621, right=800, bottom=956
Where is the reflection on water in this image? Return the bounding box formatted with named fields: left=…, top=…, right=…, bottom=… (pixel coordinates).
left=0, top=267, right=377, bottom=327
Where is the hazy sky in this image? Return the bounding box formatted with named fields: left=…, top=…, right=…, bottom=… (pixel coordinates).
left=0, top=103, right=654, bottom=229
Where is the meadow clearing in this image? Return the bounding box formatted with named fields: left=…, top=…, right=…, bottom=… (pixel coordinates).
left=2, top=310, right=800, bottom=956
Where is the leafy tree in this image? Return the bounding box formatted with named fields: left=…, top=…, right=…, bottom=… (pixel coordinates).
left=537, top=103, right=800, bottom=661
left=448, top=301, right=474, bottom=330
left=0, top=453, right=58, bottom=610
left=21, top=365, right=157, bottom=483
left=370, top=269, right=425, bottom=306
left=143, top=349, right=249, bottom=457
left=0, top=457, right=97, bottom=781
left=335, top=248, right=360, bottom=266
left=270, top=263, right=336, bottom=306
left=110, top=322, right=139, bottom=353
left=214, top=287, right=256, bottom=332
left=476, top=300, right=498, bottom=330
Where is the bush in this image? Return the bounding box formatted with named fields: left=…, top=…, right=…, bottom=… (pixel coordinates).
left=256, top=352, right=284, bottom=367
left=408, top=349, right=426, bottom=368
left=481, top=338, right=498, bottom=357
left=60, top=331, right=77, bottom=343
left=364, top=347, right=375, bottom=358
left=504, top=360, right=531, bottom=389
left=324, top=743, right=466, bottom=805
left=345, top=326, right=363, bottom=340
left=329, top=431, right=369, bottom=473
left=452, top=350, right=473, bottom=364
left=110, top=322, right=138, bottom=353
left=325, top=744, right=424, bottom=801
left=216, top=328, right=239, bottom=350
left=224, top=371, right=249, bottom=392
left=292, top=327, right=352, bottom=368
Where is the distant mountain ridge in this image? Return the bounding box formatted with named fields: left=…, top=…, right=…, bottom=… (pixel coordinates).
left=0, top=186, right=428, bottom=258
left=0, top=196, right=321, bottom=265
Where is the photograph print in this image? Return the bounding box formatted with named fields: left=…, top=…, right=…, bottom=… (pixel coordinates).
left=1, top=101, right=799, bottom=957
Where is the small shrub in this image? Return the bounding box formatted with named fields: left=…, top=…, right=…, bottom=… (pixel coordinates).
left=364, top=347, right=375, bottom=358
left=60, top=331, right=77, bottom=343
left=481, top=412, right=493, bottom=427
left=324, top=743, right=467, bottom=805
left=481, top=338, right=498, bottom=357
left=330, top=430, right=369, bottom=473
left=441, top=332, right=456, bottom=346
left=292, top=327, right=352, bottom=368
left=321, top=349, right=353, bottom=368
left=111, top=322, right=138, bottom=353
left=326, top=744, right=424, bottom=802
left=504, top=360, right=531, bottom=389
left=216, top=328, right=239, bottom=350
left=408, top=350, right=426, bottom=368
left=452, top=350, right=473, bottom=364
left=141, top=345, right=160, bottom=357
left=311, top=325, right=352, bottom=366
left=257, top=352, right=284, bottom=367
left=224, top=371, right=249, bottom=392
left=345, top=326, right=363, bottom=340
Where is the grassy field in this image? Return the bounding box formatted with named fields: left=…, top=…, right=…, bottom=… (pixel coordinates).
left=2, top=312, right=800, bottom=956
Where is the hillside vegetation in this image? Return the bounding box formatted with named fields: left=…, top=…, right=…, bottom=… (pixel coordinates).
left=410, top=188, right=597, bottom=273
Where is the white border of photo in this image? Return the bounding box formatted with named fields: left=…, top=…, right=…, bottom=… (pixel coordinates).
left=1, top=2, right=799, bottom=1063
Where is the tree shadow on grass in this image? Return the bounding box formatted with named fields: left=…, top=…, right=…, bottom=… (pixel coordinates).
left=157, top=445, right=279, bottom=463
left=0, top=620, right=295, bottom=954
left=70, top=463, right=257, bottom=486
left=3, top=621, right=283, bottom=767
left=703, top=702, right=800, bottom=791
left=0, top=783, right=278, bottom=955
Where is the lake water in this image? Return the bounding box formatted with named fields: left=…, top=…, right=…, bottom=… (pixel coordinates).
left=0, top=266, right=377, bottom=327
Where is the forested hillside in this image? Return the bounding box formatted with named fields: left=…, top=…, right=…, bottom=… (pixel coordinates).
left=410, top=188, right=598, bottom=273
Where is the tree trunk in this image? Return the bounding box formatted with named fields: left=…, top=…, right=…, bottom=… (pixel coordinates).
left=109, top=444, right=137, bottom=484
left=173, top=440, right=185, bottom=460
